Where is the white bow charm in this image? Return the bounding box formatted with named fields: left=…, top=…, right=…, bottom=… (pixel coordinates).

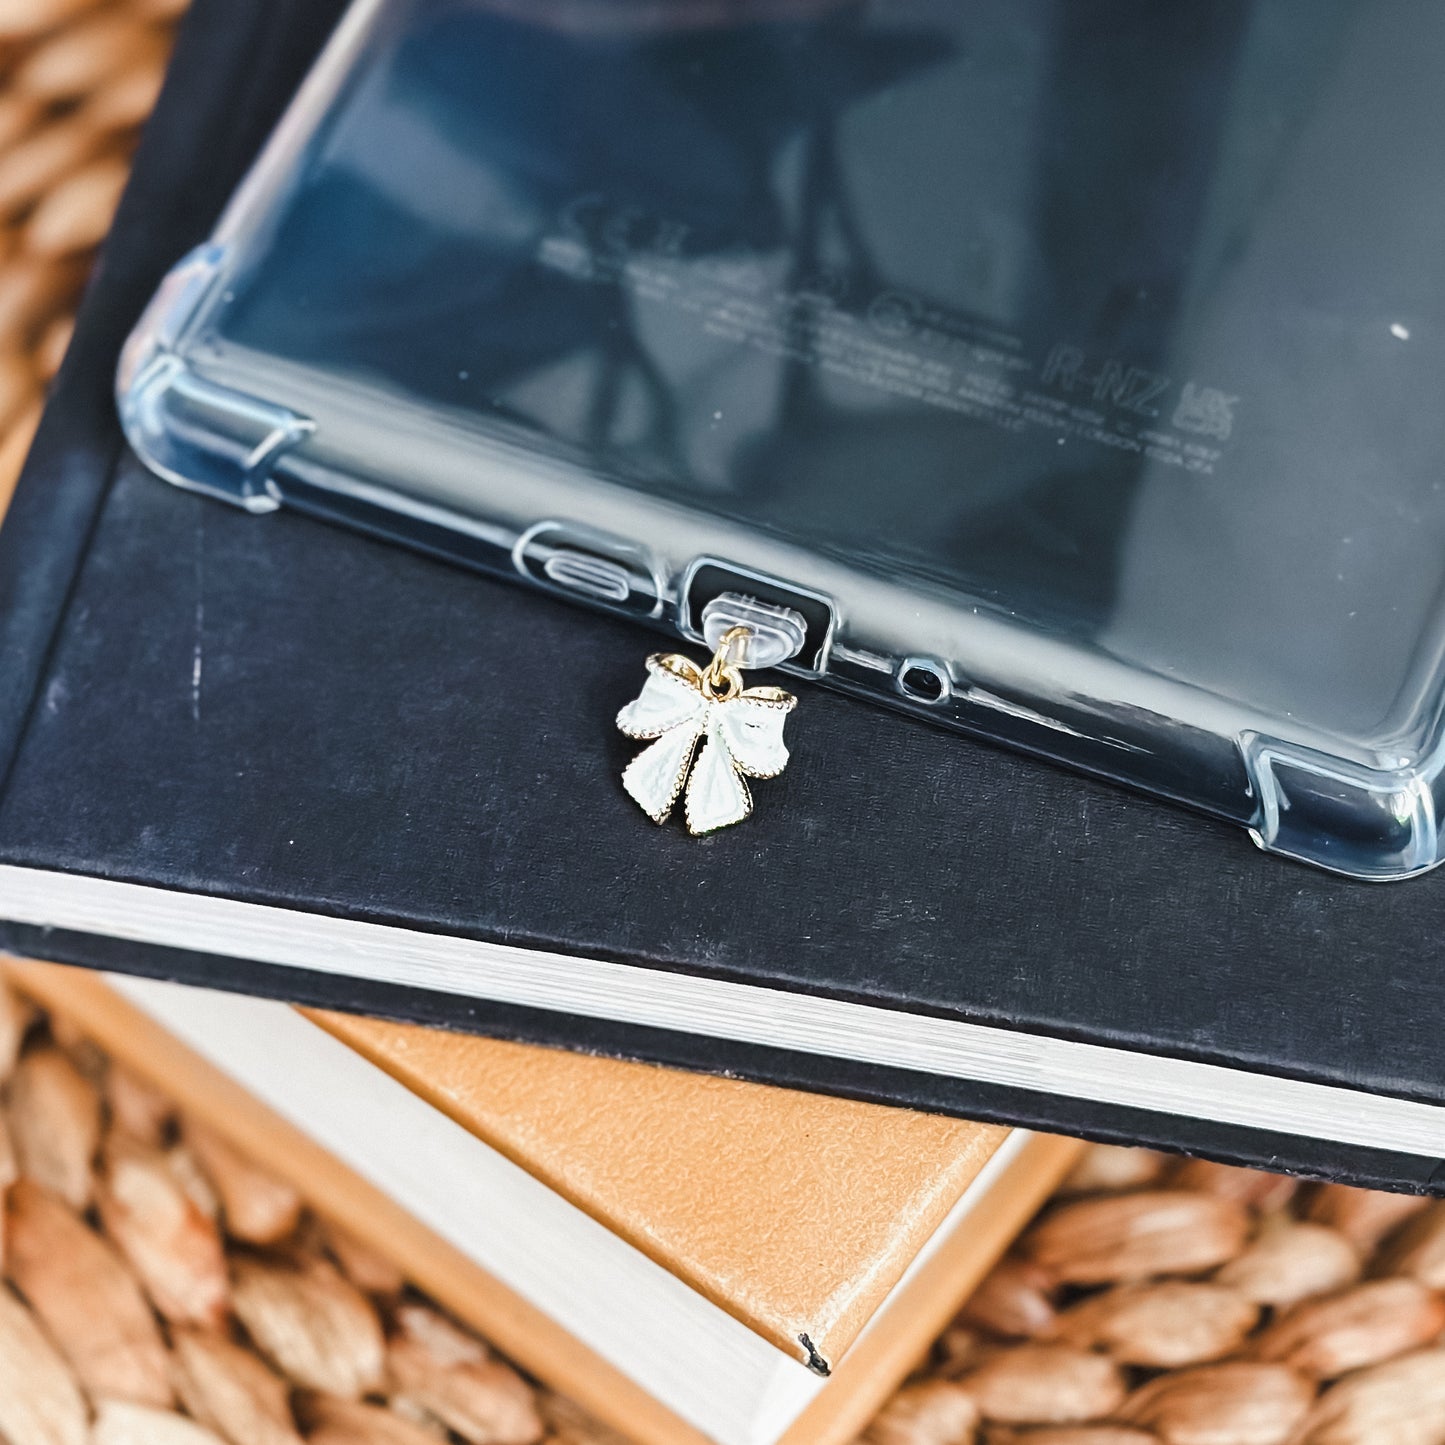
left=617, top=629, right=797, bottom=834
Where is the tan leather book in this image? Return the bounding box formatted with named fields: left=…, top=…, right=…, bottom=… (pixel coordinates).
left=10, top=960, right=1080, bottom=1445
left=306, top=1007, right=1016, bottom=1367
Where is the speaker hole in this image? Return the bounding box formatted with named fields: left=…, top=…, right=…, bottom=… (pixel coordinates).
left=898, top=659, right=949, bottom=704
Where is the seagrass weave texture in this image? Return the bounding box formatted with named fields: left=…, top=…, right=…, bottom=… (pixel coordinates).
left=0, top=0, right=187, bottom=502
left=869, top=1146, right=1445, bottom=1445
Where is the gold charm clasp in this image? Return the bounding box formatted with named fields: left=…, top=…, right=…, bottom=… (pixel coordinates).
left=698, top=625, right=748, bottom=701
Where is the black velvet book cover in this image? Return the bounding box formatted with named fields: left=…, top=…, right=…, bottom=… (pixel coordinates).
left=0, top=0, right=1442, bottom=1192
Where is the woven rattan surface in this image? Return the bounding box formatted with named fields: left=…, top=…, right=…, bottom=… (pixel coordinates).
left=0, top=0, right=183, bottom=503
left=871, top=1147, right=1445, bottom=1445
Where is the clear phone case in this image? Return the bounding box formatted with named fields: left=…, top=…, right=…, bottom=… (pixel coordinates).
left=120, top=0, right=1445, bottom=880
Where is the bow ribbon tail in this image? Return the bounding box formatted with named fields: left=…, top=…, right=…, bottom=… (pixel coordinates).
left=621, top=723, right=702, bottom=823
left=684, top=724, right=753, bottom=834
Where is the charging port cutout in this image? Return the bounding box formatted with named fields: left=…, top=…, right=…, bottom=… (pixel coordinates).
left=683, top=561, right=834, bottom=674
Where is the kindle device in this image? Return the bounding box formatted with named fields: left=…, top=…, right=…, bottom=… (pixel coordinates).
left=120, top=0, right=1445, bottom=880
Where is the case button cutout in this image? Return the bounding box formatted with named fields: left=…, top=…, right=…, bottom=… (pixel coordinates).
left=516, top=524, right=659, bottom=616
left=542, top=548, right=632, bottom=603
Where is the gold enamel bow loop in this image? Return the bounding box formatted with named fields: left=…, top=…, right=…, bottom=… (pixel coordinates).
left=617, top=626, right=797, bottom=834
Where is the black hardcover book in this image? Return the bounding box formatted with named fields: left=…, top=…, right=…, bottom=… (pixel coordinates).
left=1, top=0, right=1444, bottom=1193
